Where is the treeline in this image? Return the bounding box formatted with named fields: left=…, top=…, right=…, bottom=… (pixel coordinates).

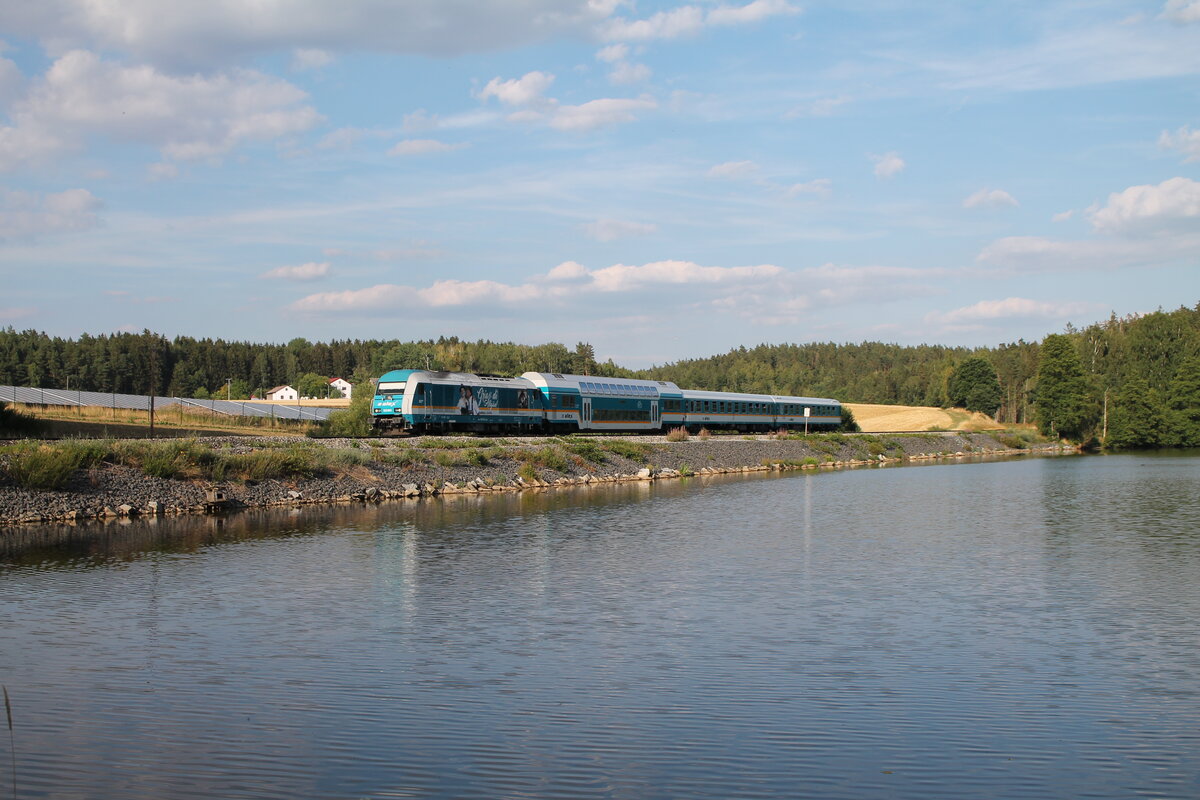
left=640, top=304, right=1200, bottom=448
left=0, top=330, right=624, bottom=399
left=3, top=303, right=1198, bottom=448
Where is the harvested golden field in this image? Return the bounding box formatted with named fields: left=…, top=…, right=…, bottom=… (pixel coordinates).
left=847, top=403, right=1004, bottom=433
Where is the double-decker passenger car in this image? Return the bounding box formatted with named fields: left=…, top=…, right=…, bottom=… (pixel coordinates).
left=372, top=369, right=842, bottom=435
left=521, top=372, right=683, bottom=433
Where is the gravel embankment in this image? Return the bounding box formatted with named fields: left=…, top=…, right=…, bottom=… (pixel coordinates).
left=0, top=432, right=1069, bottom=526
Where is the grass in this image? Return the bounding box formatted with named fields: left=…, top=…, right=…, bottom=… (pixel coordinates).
left=0, top=438, right=341, bottom=488
left=665, top=427, right=689, bottom=442
left=560, top=439, right=606, bottom=463
left=9, top=400, right=312, bottom=435
left=1, top=444, right=87, bottom=489
left=512, top=446, right=569, bottom=472
left=418, top=437, right=499, bottom=449
left=602, top=439, right=653, bottom=463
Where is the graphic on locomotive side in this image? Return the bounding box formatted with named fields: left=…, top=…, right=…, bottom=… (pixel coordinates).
left=371, top=369, right=841, bottom=435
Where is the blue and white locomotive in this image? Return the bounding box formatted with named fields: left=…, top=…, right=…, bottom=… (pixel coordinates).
left=372, top=368, right=842, bottom=435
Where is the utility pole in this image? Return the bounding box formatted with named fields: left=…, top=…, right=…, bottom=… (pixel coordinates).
left=148, top=346, right=156, bottom=438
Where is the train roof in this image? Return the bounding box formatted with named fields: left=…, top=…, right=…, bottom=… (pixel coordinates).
left=772, top=394, right=840, bottom=405
left=679, top=388, right=776, bottom=403
left=679, top=387, right=838, bottom=405
left=382, top=370, right=536, bottom=388
left=521, top=372, right=683, bottom=397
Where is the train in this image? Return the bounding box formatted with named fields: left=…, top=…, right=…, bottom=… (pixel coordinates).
left=371, top=369, right=842, bottom=435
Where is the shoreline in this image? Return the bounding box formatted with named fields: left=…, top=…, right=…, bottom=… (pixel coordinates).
left=0, top=432, right=1070, bottom=528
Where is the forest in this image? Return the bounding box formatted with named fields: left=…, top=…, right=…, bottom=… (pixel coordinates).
left=1, top=302, right=1197, bottom=448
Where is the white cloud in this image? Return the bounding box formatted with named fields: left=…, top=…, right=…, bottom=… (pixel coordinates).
left=871, top=151, right=905, bottom=179
left=292, top=258, right=784, bottom=314
left=1159, top=126, right=1200, bottom=162
left=0, top=306, right=37, bottom=322
left=548, top=96, right=656, bottom=131
left=924, top=19, right=1200, bottom=92
left=603, top=6, right=706, bottom=40
left=291, top=279, right=548, bottom=312
left=977, top=232, right=1200, bottom=272
left=420, top=279, right=545, bottom=307
left=260, top=261, right=331, bottom=281
left=1088, top=176, right=1200, bottom=234
left=147, top=162, right=179, bottom=181
left=963, top=188, right=1018, bottom=209
left=707, top=160, right=759, bottom=179
left=583, top=218, right=657, bottom=241
left=388, top=138, right=464, bottom=156
left=927, top=297, right=1096, bottom=327
left=587, top=260, right=782, bottom=291
left=786, top=96, right=851, bottom=118
left=547, top=261, right=590, bottom=281
left=1052, top=209, right=1075, bottom=222
left=787, top=178, right=832, bottom=198
left=317, top=127, right=367, bottom=150
left=707, top=0, right=800, bottom=26
left=478, top=71, right=555, bottom=106
left=602, top=0, right=798, bottom=41
left=608, top=61, right=652, bottom=85
left=0, top=55, right=22, bottom=107
left=1162, top=0, right=1200, bottom=23
left=0, top=187, right=101, bottom=239
left=291, top=48, right=333, bottom=71
left=596, top=44, right=628, bottom=63
left=4, top=1, right=615, bottom=68
left=0, top=50, right=321, bottom=170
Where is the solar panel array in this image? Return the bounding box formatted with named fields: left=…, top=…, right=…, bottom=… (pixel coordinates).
left=0, top=385, right=336, bottom=422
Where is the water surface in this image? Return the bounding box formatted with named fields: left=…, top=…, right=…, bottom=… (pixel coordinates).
left=2, top=454, right=1199, bottom=799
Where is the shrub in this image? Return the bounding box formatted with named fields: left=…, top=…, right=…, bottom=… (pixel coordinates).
left=518, top=462, right=539, bottom=482
left=433, top=451, right=464, bottom=467
left=665, top=427, right=689, bottom=442
left=379, top=448, right=423, bottom=467
left=224, top=446, right=319, bottom=481
left=603, top=439, right=652, bottom=462
left=562, top=439, right=606, bottom=463
left=531, top=446, right=567, bottom=471
left=697, top=428, right=711, bottom=440
left=2, top=444, right=83, bottom=489
left=465, top=448, right=489, bottom=467
left=679, top=464, right=694, bottom=476
left=328, top=447, right=372, bottom=467
left=0, top=402, right=43, bottom=436
left=310, top=386, right=373, bottom=438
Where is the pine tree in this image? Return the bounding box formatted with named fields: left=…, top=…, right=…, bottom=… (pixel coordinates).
left=1167, top=356, right=1200, bottom=447
left=1035, top=334, right=1097, bottom=441
left=1105, top=377, right=1166, bottom=449
left=947, top=357, right=1002, bottom=416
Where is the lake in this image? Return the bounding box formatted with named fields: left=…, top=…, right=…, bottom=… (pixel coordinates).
left=2, top=453, right=1199, bottom=799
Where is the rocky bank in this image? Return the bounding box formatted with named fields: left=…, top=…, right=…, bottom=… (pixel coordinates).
left=0, top=432, right=1070, bottom=527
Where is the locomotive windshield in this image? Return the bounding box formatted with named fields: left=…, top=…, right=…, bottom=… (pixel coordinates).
left=377, top=381, right=406, bottom=397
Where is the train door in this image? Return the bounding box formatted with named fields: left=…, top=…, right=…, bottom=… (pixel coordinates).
left=651, top=400, right=658, bottom=427
left=582, top=398, right=591, bottom=429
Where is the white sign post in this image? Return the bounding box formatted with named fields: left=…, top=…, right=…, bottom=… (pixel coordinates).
left=804, top=406, right=811, bottom=435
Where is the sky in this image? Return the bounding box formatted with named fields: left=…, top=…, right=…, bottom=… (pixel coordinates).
left=1, top=0, right=1199, bottom=368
